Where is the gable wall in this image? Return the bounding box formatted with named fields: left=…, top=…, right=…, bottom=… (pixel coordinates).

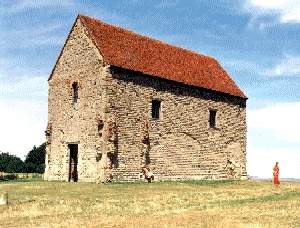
left=45, top=19, right=110, bottom=182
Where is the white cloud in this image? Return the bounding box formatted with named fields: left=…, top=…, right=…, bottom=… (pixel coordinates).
left=245, top=0, right=300, bottom=23
left=264, top=55, right=300, bottom=76
left=0, top=99, right=47, bottom=159
left=155, top=0, right=178, bottom=8
left=0, top=56, right=48, bottom=159
left=0, top=76, right=47, bottom=98
left=247, top=102, right=300, bottom=178
left=7, top=0, right=74, bottom=13
left=1, top=23, right=65, bottom=48
left=247, top=148, right=300, bottom=178
left=248, top=102, right=300, bottom=143
left=224, top=59, right=261, bottom=74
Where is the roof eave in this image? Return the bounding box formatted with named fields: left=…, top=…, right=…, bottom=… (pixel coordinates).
left=109, top=65, right=248, bottom=100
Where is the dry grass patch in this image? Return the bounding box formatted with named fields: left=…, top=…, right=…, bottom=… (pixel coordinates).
left=0, top=180, right=299, bottom=227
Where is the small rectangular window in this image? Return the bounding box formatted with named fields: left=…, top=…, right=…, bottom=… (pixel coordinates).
left=72, top=82, right=78, bottom=107
left=152, top=100, right=161, bottom=119
left=209, top=110, right=217, bottom=128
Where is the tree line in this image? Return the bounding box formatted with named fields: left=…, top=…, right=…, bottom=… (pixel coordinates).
left=0, top=143, right=46, bottom=173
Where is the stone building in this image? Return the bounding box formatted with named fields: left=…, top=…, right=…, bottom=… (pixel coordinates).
left=44, top=15, right=247, bottom=182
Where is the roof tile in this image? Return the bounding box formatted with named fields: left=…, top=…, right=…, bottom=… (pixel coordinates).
left=79, top=15, right=246, bottom=98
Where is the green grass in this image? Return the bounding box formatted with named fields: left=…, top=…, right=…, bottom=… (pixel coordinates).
left=0, top=180, right=300, bottom=227
left=225, top=191, right=300, bottom=206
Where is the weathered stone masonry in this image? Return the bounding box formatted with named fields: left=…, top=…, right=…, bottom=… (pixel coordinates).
left=44, top=15, right=247, bottom=182
left=45, top=19, right=109, bottom=182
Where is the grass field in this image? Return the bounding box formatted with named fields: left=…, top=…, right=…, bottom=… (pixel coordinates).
left=0, top=180, right=300, bottom=227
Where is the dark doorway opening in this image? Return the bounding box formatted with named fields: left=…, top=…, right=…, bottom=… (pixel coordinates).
left=68, top=144, right=78, bottom=182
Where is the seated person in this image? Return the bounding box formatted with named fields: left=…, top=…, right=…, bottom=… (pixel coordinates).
left=142, top=166, right=154, bottom=183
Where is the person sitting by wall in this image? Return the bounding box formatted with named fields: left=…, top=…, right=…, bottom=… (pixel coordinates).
left=142, top=166, right=154, bottom=183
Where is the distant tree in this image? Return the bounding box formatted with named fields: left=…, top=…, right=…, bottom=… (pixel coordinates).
left=24, top=143, right=46, bottom=173
left=0, top=152, right=25, bottom=173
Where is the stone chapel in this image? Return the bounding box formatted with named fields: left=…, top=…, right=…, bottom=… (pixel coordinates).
left=44, top=15, right=247, bottom=182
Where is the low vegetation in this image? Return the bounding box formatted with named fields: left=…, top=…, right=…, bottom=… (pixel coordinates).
left=0, top=172, right=43, bottom=181
left=0, top=180, right=299, bottom=227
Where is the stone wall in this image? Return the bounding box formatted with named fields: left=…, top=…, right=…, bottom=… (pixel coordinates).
left=45, top=18, right=247, bottom=182
left=105, top=68, right=247, bottom=181
left=45, top=18, right=110, bottom=182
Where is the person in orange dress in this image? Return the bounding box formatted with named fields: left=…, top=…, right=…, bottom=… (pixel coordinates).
left=273, top=162, right=280, bottom=187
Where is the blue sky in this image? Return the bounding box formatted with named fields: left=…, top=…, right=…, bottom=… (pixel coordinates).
left=1, top=0, right=300, bottom=178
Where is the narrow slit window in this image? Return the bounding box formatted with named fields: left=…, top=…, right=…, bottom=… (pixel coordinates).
left=72, top=82, right=78, bottom=106
left=152, top=100, right=161, bottom=120
left=209, top=110, right=217, bottom=128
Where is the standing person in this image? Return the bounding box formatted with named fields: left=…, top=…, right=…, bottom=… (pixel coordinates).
left=273, top=162, right=280, bottom=187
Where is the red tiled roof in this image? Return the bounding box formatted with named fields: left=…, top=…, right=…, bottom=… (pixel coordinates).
left=79, top=15, right=246, bottom=98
